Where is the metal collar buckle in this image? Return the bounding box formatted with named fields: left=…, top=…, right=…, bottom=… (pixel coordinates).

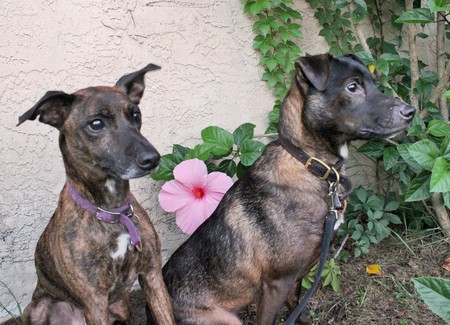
left=305, top=157, right=339, bottom=181
left=96, top=207, right=121, bottom=223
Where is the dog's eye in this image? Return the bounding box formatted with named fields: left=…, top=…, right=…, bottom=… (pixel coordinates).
left=132, top=111, right=141, bottom=123
left=347, top=82, right=359, bottom=92
left=89, top=119, right=105, bottom=131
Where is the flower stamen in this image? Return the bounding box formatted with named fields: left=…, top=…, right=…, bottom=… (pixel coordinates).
left=192, top=187, right=205, bottom=199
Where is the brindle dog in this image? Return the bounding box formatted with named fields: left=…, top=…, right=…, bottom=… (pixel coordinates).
left=18, top=65, right=174, bottom=325
left=161, top=53, right=415, bottom=324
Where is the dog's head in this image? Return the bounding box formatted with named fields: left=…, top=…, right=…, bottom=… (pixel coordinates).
left=293, top=53, right=415, bottom=145
left=17, top=64, right=161, bottom=180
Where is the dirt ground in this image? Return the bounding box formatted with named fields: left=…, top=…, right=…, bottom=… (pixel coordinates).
left=2, top=230, right=448, bottom=325
left=125, top=230, right=450, bottom=324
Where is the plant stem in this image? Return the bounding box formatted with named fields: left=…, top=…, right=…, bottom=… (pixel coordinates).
left=405, top=0, right=420, bottom=110
left=431, top=193, right=450, bottom=237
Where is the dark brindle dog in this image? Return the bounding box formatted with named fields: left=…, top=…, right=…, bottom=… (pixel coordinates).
left=18, top=65, right=174, bottom=325
left=161, top=53, right=415, bottom=324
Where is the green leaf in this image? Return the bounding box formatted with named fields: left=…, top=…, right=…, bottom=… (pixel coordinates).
left=384, top=200, right=400, bottom=211
left=357, top=140, right=385, bottom=158
left=150, top=154, right=178, bottom=181
left=185, top=143, right=213, bottom=161
left=405, top=171, right=431, bottom=202
left=201, top=126, right=234, bottom=156
left=397, top=143, right=423, bottom=173
left=233, top=123, right=256, bottom=146
left=239, top=139, right=265, bottom=166
left=408, top=139, right=439, bottom=170
left=428, top=120, right=450, bottom=137
left=383, top=146, right=400, bottom=171
left=444, top=89, right=450, bottom=98
left=430, top=157, right=450, bottom=192
left=442, top=133, right=450, bottom=158
left=443, top=191, right=450, bottom=210
left=375, top=58, right=389, bottom=76
left=412, top=277, right=450, bottom=323
left=408, top=115, right=427, bottom=138
left=395, top=8, right=434, bottom=24
left=286, top=7, right=302, bottom=19
left=217, top=159, right=237, bottom=178
left=172, top=144, right=190, bottom=160
left=428, top=0, right=450, bottom=13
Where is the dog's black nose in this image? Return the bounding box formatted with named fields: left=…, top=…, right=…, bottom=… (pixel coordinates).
left=137, top=151, right=160, bottom=170
left=399, top=104, right=415, bottom=121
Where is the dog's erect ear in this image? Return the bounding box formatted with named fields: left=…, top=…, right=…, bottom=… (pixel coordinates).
left=295, top=53, right=332, bottom=92
left=115, top=64, right=161, bottom=105
left=17, top=91, right=74, bottom=128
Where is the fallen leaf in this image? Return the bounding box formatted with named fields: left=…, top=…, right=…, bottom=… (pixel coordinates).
left=368, top=64, right=376, bottom=73
left=366, top=264, right=382, bottom=275
left=443, top=257, right=450, bottom=272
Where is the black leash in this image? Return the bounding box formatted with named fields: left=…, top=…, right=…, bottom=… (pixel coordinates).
left=277, top=135, right=353, bottom=325
left=284, top=204, right=338, bottom=325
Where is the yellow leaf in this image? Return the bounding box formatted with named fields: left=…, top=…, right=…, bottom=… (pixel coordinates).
left=366, top=264, right=382, bottom=275
left=368, top=64, right=376, bottom=73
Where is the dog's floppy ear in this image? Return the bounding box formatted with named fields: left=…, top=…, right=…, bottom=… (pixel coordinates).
left=295, top=53, right=332, bottom=92
left=17, top=91, right=74, bottom=128
left=115, top=64, right=161, bottom=105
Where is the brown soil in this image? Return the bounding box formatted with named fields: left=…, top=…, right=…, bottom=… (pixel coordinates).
left=3, top=231, right=449, bottom=325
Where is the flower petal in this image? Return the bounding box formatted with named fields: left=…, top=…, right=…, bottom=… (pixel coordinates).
left=173, top=158, right=207, bottom=188
left=204, top=172, right=234, bottom=202
left=175, top=199, right=210, bottom=235
left=158, top=180, right=194, bottom=212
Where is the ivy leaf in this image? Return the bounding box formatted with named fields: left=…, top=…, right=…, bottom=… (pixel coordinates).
left=233, top=123, right=256, bottom=146
left=239, top=139, right=265, bottom=166
left=201, top=126, right=234, bottom=156
left=430, top=157, right=450, bottom=192
left=428, top=119, right=450, bottom=137
left=286, top=7, right=302, bottom=19
left=395, top=8, right=434, bottom=24
left=405, top=171, right=431, bottom=202
left=408, top=139, right=439, bottom=170
left=354, top=0, right=368, bottom=12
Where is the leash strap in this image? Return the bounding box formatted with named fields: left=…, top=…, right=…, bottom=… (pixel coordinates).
left=284, top=210, right=337, bottom=325
left=66, top=182, right=142, bottom=250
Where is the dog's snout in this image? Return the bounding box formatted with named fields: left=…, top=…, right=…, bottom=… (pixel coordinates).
left=137, top=151, right=161, bottom=170
left=397, top=104, right=415, bottom=121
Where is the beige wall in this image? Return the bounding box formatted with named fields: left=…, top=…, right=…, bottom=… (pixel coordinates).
left=0, top=0, right=328, bottom=319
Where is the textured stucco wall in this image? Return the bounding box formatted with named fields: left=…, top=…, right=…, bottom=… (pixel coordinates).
left=0, top=0, right=328, bottom=319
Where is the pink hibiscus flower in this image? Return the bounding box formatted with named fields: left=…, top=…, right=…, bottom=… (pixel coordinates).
left=158, top=158, right=234, bottom=235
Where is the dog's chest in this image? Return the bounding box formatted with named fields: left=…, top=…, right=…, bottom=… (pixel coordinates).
left=111, top=233, right=132, bottom=260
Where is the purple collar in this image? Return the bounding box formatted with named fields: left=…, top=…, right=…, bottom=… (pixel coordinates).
left=67, top=182, right=142, bottom=251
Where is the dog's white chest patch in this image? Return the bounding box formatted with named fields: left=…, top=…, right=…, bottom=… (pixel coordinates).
left=105, top=178, right=117, bottom=195
left=111, top=233, right=131, bottom=260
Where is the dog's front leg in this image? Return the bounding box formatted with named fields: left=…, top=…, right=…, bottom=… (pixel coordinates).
left=139, top=272, right=175, bottom=324
left=256, top=276, right=296, bottom=325
left=81, top=296, right=111, bottom=325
